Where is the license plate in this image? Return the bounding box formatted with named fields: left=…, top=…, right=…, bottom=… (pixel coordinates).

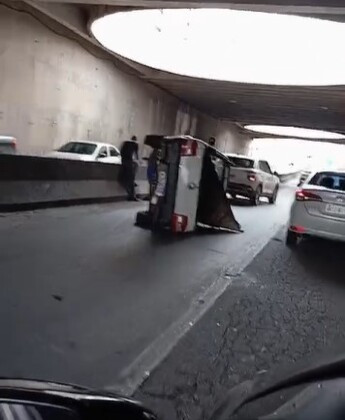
left=325, top=203, right=345, bottom=215
left=155, top=171, right=167, bottom=197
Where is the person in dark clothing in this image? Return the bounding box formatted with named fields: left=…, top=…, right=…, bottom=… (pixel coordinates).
left=208, top=136, right=216, bottom=147
left=147, top=148, right=159, bottom=198
left=120, top=135, right=139, bottom=200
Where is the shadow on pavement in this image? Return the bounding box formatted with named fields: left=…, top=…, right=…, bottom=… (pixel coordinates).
left=230, top=198, right=270, bottom=207
left=148, top=226, right=237, bottom=246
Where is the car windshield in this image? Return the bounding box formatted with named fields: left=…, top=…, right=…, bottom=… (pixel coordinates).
left=309, top=172, right=345, bottom=191
left=58, top=142, right=97, bottom=155
left=227, top=156, right=254, bottom=168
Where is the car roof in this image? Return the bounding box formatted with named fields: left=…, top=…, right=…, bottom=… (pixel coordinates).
left=311, top=169, right=345, bottom=176
left=0, top=135, right=16, bottom=142
left=305, top=170, right=345, bottom=183
left=67, top=140, right=119, bottom=149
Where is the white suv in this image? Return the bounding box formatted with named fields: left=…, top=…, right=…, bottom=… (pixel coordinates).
left=226, top=154, right=280, bottom=205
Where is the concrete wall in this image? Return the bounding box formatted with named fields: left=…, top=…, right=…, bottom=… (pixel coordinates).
left=0, top=5, right=251, bottom=155
left=195, top=115, right=250, bottom=154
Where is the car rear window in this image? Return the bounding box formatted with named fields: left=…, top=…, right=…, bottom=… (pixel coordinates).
left=58, top=142, right=97, bottom=155
left=309, top=172, right=345, bottom=191
left=227, top=156, right=254, bottom=168
left=0, top=138, right=16, bottom=154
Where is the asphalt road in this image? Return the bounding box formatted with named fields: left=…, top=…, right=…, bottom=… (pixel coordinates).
left=0, top=183, right=295, bottom=390
left=135, top=223, right=345, bottom=420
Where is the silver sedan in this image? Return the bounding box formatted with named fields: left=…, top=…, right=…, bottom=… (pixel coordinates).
left=287, top=170, right=345, bottom=246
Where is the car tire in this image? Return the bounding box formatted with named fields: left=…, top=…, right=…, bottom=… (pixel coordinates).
left=286, top=229, right=298, bottom=247
left=251, top=186, right=262, bottom=206
left=269, top=186, right=279, bottom=204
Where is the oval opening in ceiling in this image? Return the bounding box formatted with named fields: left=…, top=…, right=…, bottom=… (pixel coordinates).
left=91, top=9, right=345, bottom=86
left=245, top=125, right=345, bottom=140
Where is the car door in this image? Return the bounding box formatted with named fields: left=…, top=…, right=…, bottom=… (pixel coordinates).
left=96, top=146, right=109, bottom=163
left=264, top=161, right=276, bottom=193
left=108, top=146, right=121, bottom=164
left=258, top=160, right=270, bottom=194
left=259, top=160, right=275, bottom=193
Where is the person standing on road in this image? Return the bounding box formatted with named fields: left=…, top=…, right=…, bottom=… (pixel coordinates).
left=208, top=136, right=218, bottom=164
left=208, top=136, right=216, bottom=147
left=120, top=135, right=139, bottom=201
left=147, top=147, right=159, bottom=199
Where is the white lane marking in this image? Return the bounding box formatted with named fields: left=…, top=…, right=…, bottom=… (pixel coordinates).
left=105, top=222, right=282, bottom=396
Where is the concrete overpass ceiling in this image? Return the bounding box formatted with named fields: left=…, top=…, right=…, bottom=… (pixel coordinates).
left=88, top=8, right=345, bottom=134
left=37, top=1, right=345, bottom=22
left=37, top=0, right=345, bottom=10
left=30, top=1, right=345, bottom=134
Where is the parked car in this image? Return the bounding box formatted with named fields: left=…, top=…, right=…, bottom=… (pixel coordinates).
left=287, top=170, right=345, bottom=246
left=226, top=153, right=280, bottom=205
left=47, top=141, right=121, bottom=164
left=0, top=136, right=17, bottom=154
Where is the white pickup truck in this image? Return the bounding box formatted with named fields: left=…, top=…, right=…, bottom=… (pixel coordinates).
left=226, top=154, right=280, bottom=205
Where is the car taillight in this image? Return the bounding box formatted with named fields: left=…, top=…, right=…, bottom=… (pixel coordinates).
left=181, top=140, right=198, bottom=157
left=247, top=173, right=256, bottom=182
left=296, top=189, right=322, bottom=202
left=171, top=214, right=188, bottom=233
left=290, top=225, right=306, bottom=233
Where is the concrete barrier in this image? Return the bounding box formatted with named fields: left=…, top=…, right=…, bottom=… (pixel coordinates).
left=0, top=154, right=299, bottom=211
left=277, top=171, right=300, bottom=183
left=0, top=154, right=149, bottom=211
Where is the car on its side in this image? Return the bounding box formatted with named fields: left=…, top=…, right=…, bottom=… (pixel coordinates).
left=47, top=141, right=121, bottom=164
left=287, top=170, right=345, bottom=246
left=0, top=136, right=17, bottom=154
left=226, top=153, right=280, bottom=205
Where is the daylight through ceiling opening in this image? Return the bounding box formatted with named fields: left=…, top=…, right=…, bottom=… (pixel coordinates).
left=91, top=9, right=345, bottom=86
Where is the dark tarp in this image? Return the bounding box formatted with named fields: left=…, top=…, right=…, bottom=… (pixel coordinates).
left=197, top=151, right=242, bottom=233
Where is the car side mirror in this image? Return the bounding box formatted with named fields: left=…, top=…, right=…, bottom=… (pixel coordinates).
left=273, top=171, right=279, bottom=177
left=97, top=151, right=107, bottom=159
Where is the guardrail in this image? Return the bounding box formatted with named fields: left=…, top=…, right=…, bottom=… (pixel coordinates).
left=277, top=171, right=300, bottom=183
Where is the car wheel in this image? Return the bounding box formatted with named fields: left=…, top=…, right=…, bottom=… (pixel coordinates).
left=251, top=186, right=262, bottom=206
left=269, top=186, right=279, bottom=204
left=286, top=229, right=298, bottom=247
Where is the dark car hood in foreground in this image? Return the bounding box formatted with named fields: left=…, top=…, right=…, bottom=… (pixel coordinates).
left=213, top=350, right=345, bottom=420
